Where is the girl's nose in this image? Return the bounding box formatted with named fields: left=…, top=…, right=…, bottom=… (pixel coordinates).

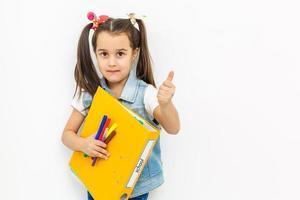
left=108, top=56, right=117, bottom=67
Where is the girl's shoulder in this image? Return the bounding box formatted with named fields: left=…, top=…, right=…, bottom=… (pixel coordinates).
left=143, top=83, right=159, bottom=117
left=138, top=79, right=148, bottom=86
left=71, top=89, right=92, bottom=116
left=136, top=79, right=157, bottom=100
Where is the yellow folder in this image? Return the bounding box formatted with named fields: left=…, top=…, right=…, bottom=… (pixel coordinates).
left=69, top=86, right=160, bottom=200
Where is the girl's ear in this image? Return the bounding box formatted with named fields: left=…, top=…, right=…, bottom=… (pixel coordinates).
left=132, top=48, right=139, bottom=60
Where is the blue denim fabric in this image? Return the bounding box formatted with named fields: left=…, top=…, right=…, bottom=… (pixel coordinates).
left=82, top=70, right=164, bottom=198
left=87, top=191, right=149, bottom=200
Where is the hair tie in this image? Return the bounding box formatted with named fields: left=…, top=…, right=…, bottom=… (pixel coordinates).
left=87, top=12, right=109, bottom=30
left=127, top=13, right=146, bottom=31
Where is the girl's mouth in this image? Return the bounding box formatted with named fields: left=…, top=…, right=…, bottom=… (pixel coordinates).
left=107, top=70, right=120, bottom=73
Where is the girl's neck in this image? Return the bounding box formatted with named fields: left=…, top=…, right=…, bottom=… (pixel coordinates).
left=106, top=76, right=129, bottom=98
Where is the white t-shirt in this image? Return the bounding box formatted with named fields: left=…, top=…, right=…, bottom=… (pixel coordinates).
left=71, top=84, right=159, bottom=117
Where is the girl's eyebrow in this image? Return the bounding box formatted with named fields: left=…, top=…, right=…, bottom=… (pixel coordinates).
left=97, top=48, right=128, bottom=52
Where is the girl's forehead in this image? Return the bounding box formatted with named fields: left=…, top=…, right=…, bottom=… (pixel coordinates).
left=96, top=32, right=131, bottom=51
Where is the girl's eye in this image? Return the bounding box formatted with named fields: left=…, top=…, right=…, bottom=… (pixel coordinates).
left=100, top=52, right=108, bottom=57
left=117, top=52, right=125, bottom=57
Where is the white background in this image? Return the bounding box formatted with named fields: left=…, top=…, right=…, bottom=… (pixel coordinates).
left=1, top=0, right=300, bottom=199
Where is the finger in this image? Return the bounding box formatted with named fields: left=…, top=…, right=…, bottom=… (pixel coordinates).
left=159, top=85, right=175, bottom=94
left=158, top=89, right=171, bottom=97
left=162, top=81, right=174, bottom=89
left=89, top=133, right=97, bottom=139
left=94, top=140, right=107, bottom=148
left=159, top=84, right=173, bottom=90
left=158, top=85, right=170, bottom=91
left=90, top=150, right=99, bottom=157
left=92, top=150, right=108, bottom=159
left=157, top=95, right=170, bottom=104
left=166, top=71, right=174, bottom=82
left=157, top=93, right=172, bottom=100
left=157, top=93, right=168, bottom=99
left=157, top=93, right=174, bottom=101
left=94, top=146, right=110, bottom=156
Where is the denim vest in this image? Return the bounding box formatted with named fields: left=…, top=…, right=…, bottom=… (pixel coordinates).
left=82, top=70, right=164, bottom=198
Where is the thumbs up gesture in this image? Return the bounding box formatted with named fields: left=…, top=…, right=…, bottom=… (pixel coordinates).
left=157, top=71, right=176, bottom=107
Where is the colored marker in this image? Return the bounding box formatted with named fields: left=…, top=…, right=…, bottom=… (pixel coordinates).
left=92, top=118, right=111, bottom=166
left=91, top=123, right=118, bottom=166
left=101, top=128, right=109, bottom=143
left=91, top=130, right=117, bottom=166
left=83, top=115, right=107, bottom=158
left=99, top=118, right=111, bottom=141
left=95, top=115, right=108, bottom=140
left=107, top=123, right=118, bottom=137
left=91, top=128, right=109, bottom=166
left=104, top=130, right=116, bottom=144
left=104, top=123, right=118, bottom=141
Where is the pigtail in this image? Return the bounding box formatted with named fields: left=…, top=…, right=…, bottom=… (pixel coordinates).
left=74, top=23, right=100, bottom=98
left=135, top=19, right=156, bottom=87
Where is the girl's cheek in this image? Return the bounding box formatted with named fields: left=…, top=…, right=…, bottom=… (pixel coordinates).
left=98, top=59, right=107, bottom=67
left=118, top=58, right=131, bottom=65
left=98, top=63, right=106, bottom=71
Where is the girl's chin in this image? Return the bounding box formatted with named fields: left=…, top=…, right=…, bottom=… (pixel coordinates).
left=105, top=76, right=125, bottom=84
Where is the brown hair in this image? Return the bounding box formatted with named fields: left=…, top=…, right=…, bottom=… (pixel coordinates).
left=74, top=17, right=156, bottom=99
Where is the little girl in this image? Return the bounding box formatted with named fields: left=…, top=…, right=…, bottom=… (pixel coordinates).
left=61, top=12, right=180, bottom=200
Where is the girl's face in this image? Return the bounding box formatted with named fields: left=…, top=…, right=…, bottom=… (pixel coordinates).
left=95, top=32, right=138, bottom=86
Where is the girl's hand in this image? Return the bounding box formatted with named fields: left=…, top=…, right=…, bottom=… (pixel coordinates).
left=157, top=71, right=176, bottom=107
left=82, top=134, right=110, bottom=159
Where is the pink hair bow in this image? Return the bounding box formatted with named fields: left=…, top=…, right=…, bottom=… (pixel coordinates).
left=87, top=12, right=109, bottom=30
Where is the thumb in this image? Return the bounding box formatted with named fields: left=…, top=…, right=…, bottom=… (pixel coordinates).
left=89, top=133, right=96, bottom=139
left=166, top=71, right=174, bottom=81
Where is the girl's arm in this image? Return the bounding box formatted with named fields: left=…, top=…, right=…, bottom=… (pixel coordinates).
left=154, top=101, right=180, bottom=134
left=153, top=71, right=180, bottom=135
left=61, top=109, right=86, bottom=151
left=61, top=109, right=109, bottom=159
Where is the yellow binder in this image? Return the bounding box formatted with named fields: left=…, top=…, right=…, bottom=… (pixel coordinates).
left=69, top=86, right=160, bottom=200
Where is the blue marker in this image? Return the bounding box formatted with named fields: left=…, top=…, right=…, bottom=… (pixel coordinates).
left=95, top=115, right=107, bottom=140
